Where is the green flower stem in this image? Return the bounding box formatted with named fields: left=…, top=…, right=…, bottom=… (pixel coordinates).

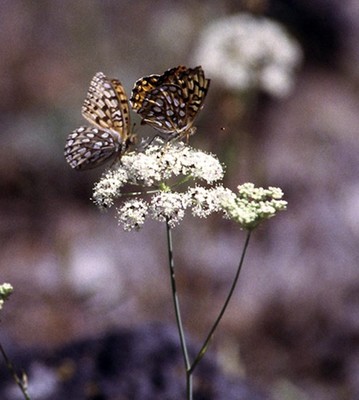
left=190, top=230, right=252, bottom=374
left=165, top=218, right=193, bottom=399
left=0, top=342, right=31, bottom=400
left=170, top=175, right=193, bottom=190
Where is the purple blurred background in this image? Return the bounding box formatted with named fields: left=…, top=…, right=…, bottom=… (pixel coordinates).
left=0, top=1, right=358, bottom=399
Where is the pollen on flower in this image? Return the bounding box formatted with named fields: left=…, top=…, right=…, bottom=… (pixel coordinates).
left=221, top=183, right=287, bottom=230
left=150, top=192, right=190, bottom=228
left=116, top=199, right=149, bottom=231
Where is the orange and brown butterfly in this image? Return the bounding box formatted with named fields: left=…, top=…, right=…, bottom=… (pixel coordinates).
left=130, top=66, right=210, bottom=141
left=64, top=72, right=135, bottom=170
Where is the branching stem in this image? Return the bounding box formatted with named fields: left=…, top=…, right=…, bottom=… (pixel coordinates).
left=165, top=219, right=252, bottom=400
left=0, top=342, right=31, bottom=400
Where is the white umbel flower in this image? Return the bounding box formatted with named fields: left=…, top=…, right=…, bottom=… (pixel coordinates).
left=189, top=185, right=235, bottom=218
left=93, top=143, right=287, bottom=231
left=150, top=192, right=190, bottom=228
left=117, top=199, right=149, bottom=231
left=93, top=168, right=129, bottom=209
left=194, top=13, right=302, bottom=97
left=0, top=283, right=13, bottom=311
left=93, top=142, right=225, bottom=230
left=221, top=183, right=287, bottom=229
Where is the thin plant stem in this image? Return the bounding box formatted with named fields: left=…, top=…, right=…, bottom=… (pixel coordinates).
left=190, top=230, right=252, bottom=374
left=125, top=189, right=160, bottom=197
left=165, top=218, right=193, bottom=399
left=0, top=342, right=31, bottom=400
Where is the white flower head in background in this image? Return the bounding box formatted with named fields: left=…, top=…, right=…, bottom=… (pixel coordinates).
left=194, top=13, right=302, bottom=97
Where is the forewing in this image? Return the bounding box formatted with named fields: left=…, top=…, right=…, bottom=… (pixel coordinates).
left=110, top=78, right=131, bottom=140
left=64, top=126, right=121, bottom=170
left=81, top=72, right=131, bottom=141
left=130, top=66, right=188, bottom=112
left=130, top=74, right=161, bottom=111
left=137, top=84, right=189, bottom=135
left=130, top=66, right=210, bottom=139
left=181, top=66, right=210, bottom=124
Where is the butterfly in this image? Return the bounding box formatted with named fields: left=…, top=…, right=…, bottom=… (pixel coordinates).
left=130, top=66, right=210, bottom=141
left=64, top=72, right=135, bottom=170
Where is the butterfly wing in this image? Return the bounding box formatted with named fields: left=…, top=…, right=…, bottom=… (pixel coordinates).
left=64, top=126, right=122, bottom=170
left=130, top=66, right=186, bottom=111
left=65, top=72, right=134, bottom=170
left=82, top=72, right=131, bottom=142
left=130, top=74, right=161, bottom=112
left=179, top=66, right=210, bottom=126
left=137, top=84, right=189, bottom=136
left=130, top=66, right=210, bottom=138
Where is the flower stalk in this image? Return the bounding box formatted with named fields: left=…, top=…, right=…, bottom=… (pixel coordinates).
left=165, top=221, right=252, bottom=399
left=165, top=219, right=193, bottom=399
left=91, top=141, right=287, bottom=398
left=0, top=284, right=31, bottom=400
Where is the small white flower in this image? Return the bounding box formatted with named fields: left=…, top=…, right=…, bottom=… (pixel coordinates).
left=221, top=183, right=287, bottom=229
left=92, top=142, right=224, bottom=212
left=150, top=192, right=190, bottom=227
left=155, top=142, right=224, bottom=183
left=117, top=199, right=149, bottom=231
left=268, top=186, right=285, bottom=199
left=185, top=151, right=225, bottom=183
left=93, top=168, right=129, bottom=209
left=121, top=150, right=163, bottom=186
left=0, top=283, right=13, bottom=310
left=194, top=13, right=302, bottom=97
left=189, top=185, right=235, bottom=218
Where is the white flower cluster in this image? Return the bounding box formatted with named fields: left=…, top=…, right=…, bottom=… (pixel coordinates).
left=114, top=185, right=236, bottom=231
left=221, top=183, right=287, bottom=230
left=93, top=143, right=287, bottom=231
left=117, top=199, right=149, bottom=231
left=93, top=142, right=226, bottom=230
left=93, top=142, right=224, bottom=209
left=150, top=191, right=189, bottom=228
left=0, top=283, right=13, bottom=311
left=189, top=185, right=235, bottom=218
left=194, top=13, right=302, bottom=97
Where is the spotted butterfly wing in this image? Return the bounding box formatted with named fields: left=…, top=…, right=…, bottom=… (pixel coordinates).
left=135, top=84, right=192, bottom=138
left=64, top=127, right=123, bottom=170
left=170, top=66, right=210, bottom=130
left=130, top=66, right=210, bottom=140
left=130, top=74, right=162, bottom=112
left=130, top=66, right=189, bottom=112
left=65, top=72, right=132, bottom=170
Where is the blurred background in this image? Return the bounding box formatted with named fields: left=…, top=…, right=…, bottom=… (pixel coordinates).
left=0, top=0, right=358, bottom=399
